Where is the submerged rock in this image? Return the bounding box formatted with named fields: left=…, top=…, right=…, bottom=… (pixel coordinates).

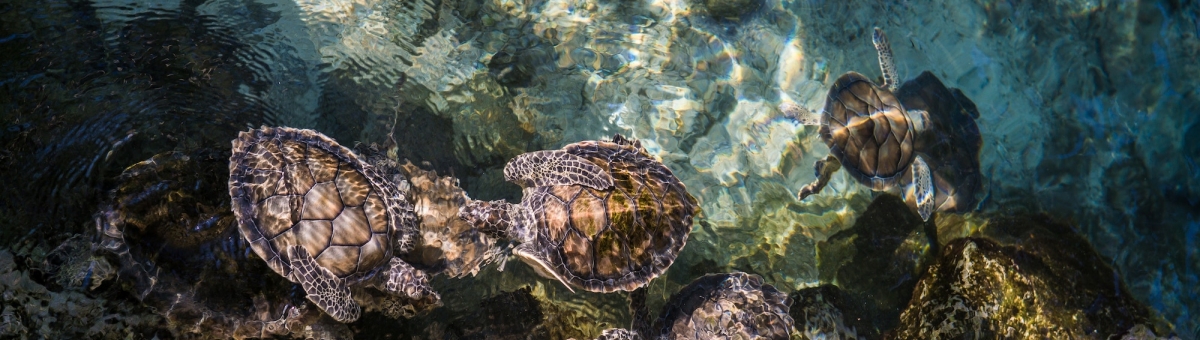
left=453, top=286, right=545, bottom=339
left=817, top=194, right=934, bottom=334
left=888, top=214, right=1175, bottom=339
left=789, top=285, right=875, bottom=340
left=0, top=248, right=163, bottom=338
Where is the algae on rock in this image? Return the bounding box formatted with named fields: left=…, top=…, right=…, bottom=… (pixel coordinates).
left=889, top=214, right=1176, bottom=339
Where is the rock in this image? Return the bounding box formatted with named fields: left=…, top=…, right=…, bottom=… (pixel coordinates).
left=817, top=194, right=935, bottom=334
left=457, top=286, right=545, bottom=339
left=0, top=249, right=164, bottom=338
left=888, top=214, right=1175, bottom=339
left=790, top=285, right=875, bottom=340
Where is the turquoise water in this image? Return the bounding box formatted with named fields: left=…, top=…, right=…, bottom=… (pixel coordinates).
left=0, top=0, right=1196, bottom=338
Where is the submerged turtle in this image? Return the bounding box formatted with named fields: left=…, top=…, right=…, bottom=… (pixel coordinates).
left=778, top=27, right=936, bottom=221
left=590, top=272, right=794, bottom=340
left=458, top=134, right=698, bottom=293
left=96, top=149, right=329, bottom=338
left=228, top=126, right=439, bottom=322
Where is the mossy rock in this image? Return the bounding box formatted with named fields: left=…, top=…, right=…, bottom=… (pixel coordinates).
left=888, top=214, right=1173, bottom=339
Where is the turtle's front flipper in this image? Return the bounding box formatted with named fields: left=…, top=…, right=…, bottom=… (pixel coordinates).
left=797, top=155, right=842, bottom=200
left=377, top=258, right=441, bottom=313
left=911, top=155, right=935, bottom=221
left=779, top=101, right=822, bottom=126
left=873, top=27, right=899, bottom=92
left=504, top=150, right=614, bottom=190
left=286, top=246, right=360, bottom=323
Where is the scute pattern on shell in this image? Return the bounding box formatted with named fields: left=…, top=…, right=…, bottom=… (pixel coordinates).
left=228, top=126, right=417, bottom=281
left=528, top=137, right=698, bottom=293
left=653, top=272, right=794, bottom=340
left=820, top=71, right=916, bottom=190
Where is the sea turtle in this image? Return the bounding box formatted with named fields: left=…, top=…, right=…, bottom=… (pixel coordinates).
left=458, top=134, right=698, bottom=293
left=228, top=126, right=439, bottom=323
left=590, top=272, right=795, bottom=340
left=649, top=272, right=793, bottom=339
left=95, top=149, right=331, bottom=338
left=778, top=27, right=936, bottom=221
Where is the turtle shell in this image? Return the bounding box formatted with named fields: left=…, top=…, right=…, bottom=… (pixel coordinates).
left=524, top=136, right=698, bottom=293
left=819, top=71, right=916, bottom=191
left=652, top=272, right=793, bottom=340
left=228, top=126, right=416, bottom=282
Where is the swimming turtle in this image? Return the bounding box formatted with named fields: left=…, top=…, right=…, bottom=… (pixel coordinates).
left=228, top=126, right=439, bottom=323
left=778, top=27, right=936, bottom=221
left=458, top=134, right=698, bottom=293
left=590, top=272, right=795, bottom=340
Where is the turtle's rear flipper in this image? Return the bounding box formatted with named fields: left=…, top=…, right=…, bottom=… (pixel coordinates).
left=797, top=155, right=842, bottom=201
left=287, top=246, right=360, bottom=323
left=378, top=258, right=442, bottom=313
left=504, top=150, right=614, bottom=190
left=910, top=155, right=935, bottom=221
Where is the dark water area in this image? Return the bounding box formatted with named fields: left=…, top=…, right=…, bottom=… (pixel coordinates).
left=1, top=0, right=1198, bottom=339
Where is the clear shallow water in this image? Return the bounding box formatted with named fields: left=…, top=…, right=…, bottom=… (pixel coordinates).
left=0, top=0, right=1197, bottom=338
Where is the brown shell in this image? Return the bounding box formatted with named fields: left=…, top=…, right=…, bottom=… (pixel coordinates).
left=228, top=126, right=416, bottom=282
left=526, top=136, right=698, bottom=292
left=819, top=71, right=916, bottom=190
left=653, top=272, right=794, bottom=340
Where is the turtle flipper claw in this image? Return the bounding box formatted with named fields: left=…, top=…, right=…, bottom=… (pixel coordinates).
left=912, top=155, right=934, bottom=221
left=287, top=246, right=360, bottom=323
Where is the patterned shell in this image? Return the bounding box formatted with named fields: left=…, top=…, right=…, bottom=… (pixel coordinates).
left=528, top=136, right=698, bottom=292
left=820, top=71, right=916, bottom=190
left=653, top=272, right=794, bottom=340
left=228, top=127, right=416, bottom=281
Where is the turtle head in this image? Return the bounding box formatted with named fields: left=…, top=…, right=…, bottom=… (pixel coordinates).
left=908, top=109, right=931, bottom=135
left=458, top=199, right=533, bottom=243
